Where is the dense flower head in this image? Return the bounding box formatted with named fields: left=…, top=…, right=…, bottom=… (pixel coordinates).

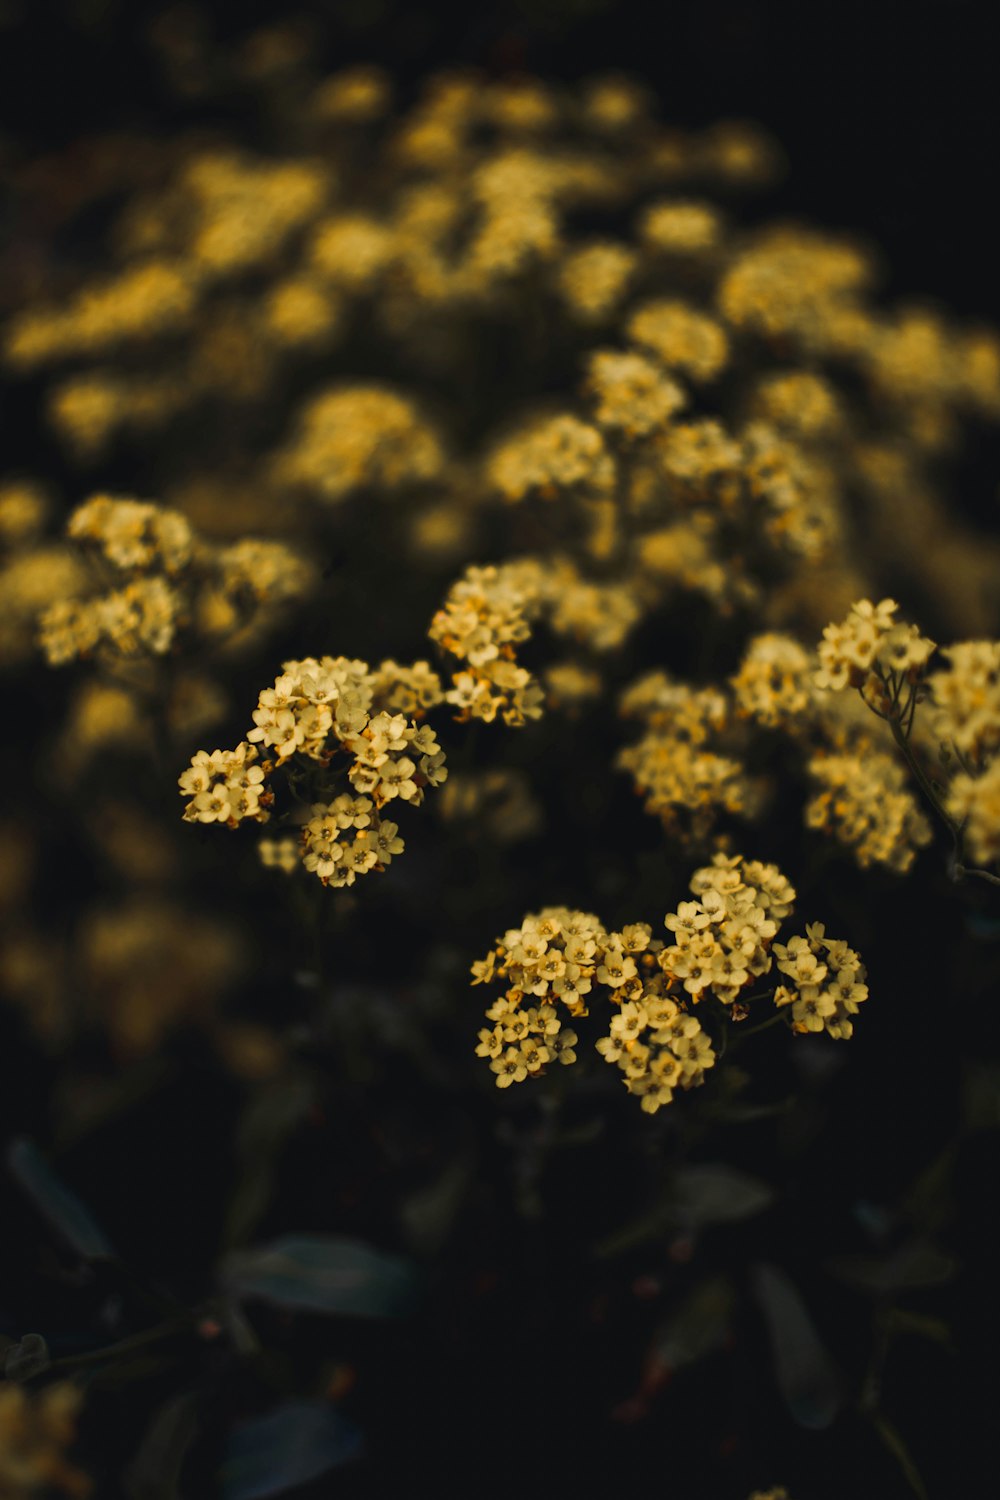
left=475, top=855, right=865, bottom=1110
left=67, top=493, right=193, bottom=574
left=805, top=744, right=932, bottom=873
left=428, top=562, right=545, bottom=726
left=556, top=240, right=637, bottom=322
left=638, top=198, right=724, bottom=256
left=946, top=758, right=1000, bottom=866
left=35, top=494, right=314, bottom=669
left=930, top=640, right=1000, bottom=764
left=182, top=652, right=447, bottom=886
left=274, top=385, right=445, bottom=503
left=486, top=412, right=616, bottom=503
left=617, top=672, right=751, bottom=842
left=731, top=633, right=815, bottom=728
left=626, top=298, right=730, bottom=382
left=773, top=921, right=868, bottom=1039
left=815, top=599, right=936, bottom=693
left=178, top=742, right=272, bottom=826
left=717, top=226, right=875, bottom=351
left=0, top=1380, right=92, bottom=1498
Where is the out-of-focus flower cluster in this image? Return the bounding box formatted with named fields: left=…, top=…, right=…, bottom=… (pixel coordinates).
left=0, top=1382, right=91, bottom=1498
left=32, top=492, right=313, bottom=669
left=473, top=854, right=866, bottom=1111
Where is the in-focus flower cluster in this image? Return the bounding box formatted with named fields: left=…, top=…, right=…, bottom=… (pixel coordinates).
left=773, top=922, right=869, bottom=1039
left=428, top=563, right=545, bottom=726
left=815, top=597, right=935, bottom=697
left=473, top=854, right=866, bottom=1111
left=179, top=655, right=448, bottom=887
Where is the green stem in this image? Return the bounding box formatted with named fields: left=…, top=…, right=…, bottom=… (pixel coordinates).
left=38, top=1314, right=196, bottom=1376
left=876, top=693, right=1000, bottom=889
left=734, top=1009, right=787, bottom=1041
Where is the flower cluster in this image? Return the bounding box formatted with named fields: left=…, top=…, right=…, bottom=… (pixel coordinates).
left=428, top=563, right=545, bottom=726
left=474, top=854, right=866, bottom=1112
left=730, top=633, right=815, bottom=729
left=930, top=640, right=1000, bottom=766
left=486, top=413, right=616, bottom=504
left=626, top=298, right=730, bottom=383
left=812, top=600, right=1000, bottom=876
left=617, top=672, right=753, bottom=842
left=815, top=598, right=936, bottom=696
left=272, top=385, right=445, bottom=504
left=178, top=742, right=272, bottom=827
left=773, top=922, right=868, bottom=1039
left=583, top=348, right=687, bottom=440
left=180, top=654, right=448, bottom=888
left=805, top=743, right=933, bottom=874
left=0, top=1381, right=91, bottom=1498
left=36, top=493, right=314, bottom=668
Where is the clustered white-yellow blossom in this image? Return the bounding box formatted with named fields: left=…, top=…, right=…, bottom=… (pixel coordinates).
left=272, top=384, right=445, bottom=503
left=474, top=854, right=866, bottom=1112
left=486, top=412, right=616, bottom=504
left=616, top=671, right=753, bottom=842
left=805, top=744, right=933, bottom=873
left=773, top=922, right=868, bottom=1039
left=815, top=597, right=936, bottom=695
left=178, top=742, right=272, bottom=827
left=37, top=493, right=314, bottom=668
left=811, top=601, right=1000, bottom=875
left=730, top=633, right=815, bottom=729
left=428, top=562, right=545, bottom=726
left=0, top=1380, right=92, bottom=1499
left=180, top=654, right=448, bottom=888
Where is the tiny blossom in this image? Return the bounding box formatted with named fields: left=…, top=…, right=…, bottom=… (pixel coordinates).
left=258, top=836, right=300, bottom=874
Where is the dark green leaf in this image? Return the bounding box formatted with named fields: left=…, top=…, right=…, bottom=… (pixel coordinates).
left=752, top=1262, right=841, bottom=1429
left=224, top=1077, right=316, bottom=1249
left=400, top=1150, right=473, bottom=1255
left=873, top=1414, right=929, bottom=1500
left=824, top=1242, right=957, bottom=1295
left=220, top=1400, right=362, bottom=1500
left=656, top=1277, right=735, bottom=1371
left=671, top=1164, right=774, bottom=1229
left=220, top=1235, right=417, bottom=1318
left=962, top=1061, right=1000, bottom=1130
left=3, top=1334, right=51, bottom=1381
left=124, top=1392, right=200, bottom=1500
left=7, top=1137, right=114, bottom=1260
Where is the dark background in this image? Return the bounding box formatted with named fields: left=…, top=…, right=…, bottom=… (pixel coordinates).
left=1, top=2, right=999, bottom=1497
left=3, top=0, right=1000, bottom=319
